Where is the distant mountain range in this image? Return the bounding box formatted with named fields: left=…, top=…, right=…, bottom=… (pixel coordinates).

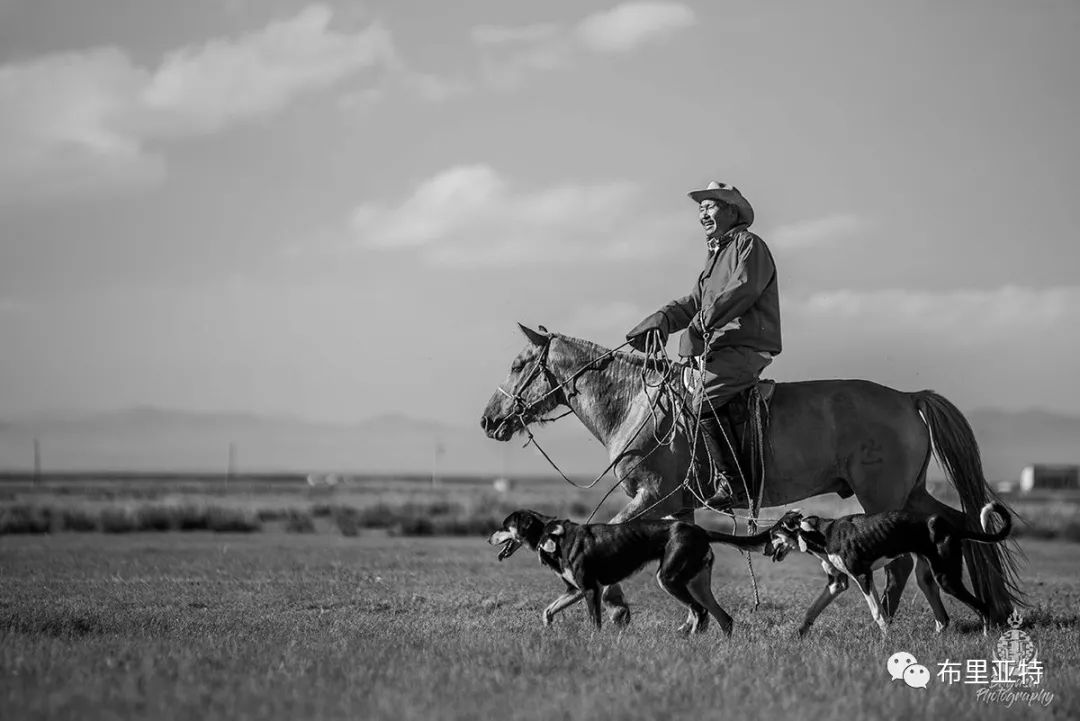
left=0, top=406, right=1076, bottom=482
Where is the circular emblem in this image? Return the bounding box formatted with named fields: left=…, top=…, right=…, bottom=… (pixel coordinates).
left=994, top=630, right=1036, bottom=664
left=993, top=610, right=1036, bottom=665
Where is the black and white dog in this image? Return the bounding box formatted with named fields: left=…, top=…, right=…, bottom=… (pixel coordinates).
left=488, top=509, right=788, bottom=634
left=768, top=502, right=1012, bottom=636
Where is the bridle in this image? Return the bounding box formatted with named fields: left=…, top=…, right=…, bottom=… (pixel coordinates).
left=493, top=333, right=652, bottom=490
left=494, top=334, right=563, bottom=423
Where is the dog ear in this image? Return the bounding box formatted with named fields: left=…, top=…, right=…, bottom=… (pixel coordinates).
left=549, top=523, right=565, bottom=536
left=518, top=513, right=538, bottom=535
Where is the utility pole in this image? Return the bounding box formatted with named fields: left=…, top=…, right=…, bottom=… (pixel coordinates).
left=431, top=441, right=445, bottom=487
left=227, top=442, right=236, bottom=487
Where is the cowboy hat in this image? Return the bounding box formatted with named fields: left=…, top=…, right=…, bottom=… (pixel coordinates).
left=688, top=181, right=755, bottom=227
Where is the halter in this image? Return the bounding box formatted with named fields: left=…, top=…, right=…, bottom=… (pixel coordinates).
left=495, top=334, right=562, bottom=422
left=493, top=334, right=649, bottom=489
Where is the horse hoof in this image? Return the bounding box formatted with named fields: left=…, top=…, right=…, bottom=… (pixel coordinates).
left=610, top=607, right=631, bottom=627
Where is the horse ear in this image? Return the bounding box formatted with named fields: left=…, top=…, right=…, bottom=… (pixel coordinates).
left=517, top=323, right=549, bottom=346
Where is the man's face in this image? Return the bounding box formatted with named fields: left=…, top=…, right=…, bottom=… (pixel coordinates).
left=699, top=199, right=733, bottom=238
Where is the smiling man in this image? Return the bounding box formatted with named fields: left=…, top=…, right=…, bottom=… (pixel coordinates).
left=625, top=181, right=782, bottom=510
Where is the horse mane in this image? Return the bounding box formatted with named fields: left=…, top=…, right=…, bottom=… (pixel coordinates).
left=550, top=332, right=670, bottom=381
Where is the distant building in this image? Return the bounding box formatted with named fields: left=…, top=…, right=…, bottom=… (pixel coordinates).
left=996, top=481, right=1018, bottom=495
left=1019, top=464, right=1079, bottom=493
left=493, top=477, right=514, bottom=494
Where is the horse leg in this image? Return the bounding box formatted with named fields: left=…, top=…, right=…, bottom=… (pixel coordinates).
left=602, top=486, right=685, bottom=625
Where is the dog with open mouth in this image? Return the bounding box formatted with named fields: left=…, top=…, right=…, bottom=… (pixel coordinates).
left=487, top=509, right=555, bottom=562
left=489, top=509, right=793, bottom=634
left=767, top=503, right=1013, bottom=637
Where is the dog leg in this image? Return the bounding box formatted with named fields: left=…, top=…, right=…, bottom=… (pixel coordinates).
left=798, top=569, right=848, bottom=638
left=853, top=573, right=889, bottom=636
left=685, top=559, right=734, bottom=637
left=583, top=586, right=604, bottom=630
left=656, top=569, right=708, bottom=635
left=600, top=584, right=631, bottom=627
left=879, top=554, right=914, bottom=621
left=913, top=554, right=950, bottom=633
left=676, top=608, right=698, bottom=635
left=542, top=588, right=584, bottom=627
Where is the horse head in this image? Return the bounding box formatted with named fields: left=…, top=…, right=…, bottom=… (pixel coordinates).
left=480, top=323, right=568, bottom=441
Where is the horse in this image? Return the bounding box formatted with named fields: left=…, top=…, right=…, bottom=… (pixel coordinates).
left=480, top=323, right=1023, bottom=629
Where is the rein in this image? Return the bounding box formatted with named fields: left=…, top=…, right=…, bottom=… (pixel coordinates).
left=495, top=336, right=671, bottom=491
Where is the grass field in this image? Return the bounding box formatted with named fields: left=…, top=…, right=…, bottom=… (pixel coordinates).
left=2, top=526, right=1078, bottom=720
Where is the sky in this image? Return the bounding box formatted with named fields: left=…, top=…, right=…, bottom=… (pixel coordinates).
left=1, top=0, right=1078, bottom=427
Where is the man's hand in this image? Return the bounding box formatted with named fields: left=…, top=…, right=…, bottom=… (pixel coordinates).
left=626, top=312, right=669, bottom=352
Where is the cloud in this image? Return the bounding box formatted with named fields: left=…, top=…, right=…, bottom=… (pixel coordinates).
left=767, top=213, right=864, bottom=250
left=0, top=299, right=30, bottom=315
left=351, top=164, right=681, bottom=266
left=471, top=2, right=695, bottom=87
left=774, top=284, right=1080, bottom=413
left=559, top=301, right=646, bottom=339
left=790, top=285, right=1078, bottom=344
left=139, top=6, right=395, bottom=136
left=575, top=2, right=697, bottom=54
left=0, top=4, right=395, bottom=205
left=399, top=71, right=472, bottom=102
left=471, top=24, right=562, bottom=47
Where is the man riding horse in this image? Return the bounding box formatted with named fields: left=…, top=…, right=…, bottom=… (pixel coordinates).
left=625, top=181, right=781, bottom=511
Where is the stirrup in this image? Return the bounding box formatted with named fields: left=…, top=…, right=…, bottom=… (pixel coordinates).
left=702, top=472, right=735, bottom=510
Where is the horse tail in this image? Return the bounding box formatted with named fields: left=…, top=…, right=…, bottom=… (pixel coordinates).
left=913, top=391, right=1025, bottom=622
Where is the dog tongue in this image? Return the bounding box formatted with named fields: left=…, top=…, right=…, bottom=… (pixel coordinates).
left=497, top=540, right=519, bottom=561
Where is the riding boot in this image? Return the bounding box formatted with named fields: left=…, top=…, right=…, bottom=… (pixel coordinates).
left=696, top=411, right=739, bottom=511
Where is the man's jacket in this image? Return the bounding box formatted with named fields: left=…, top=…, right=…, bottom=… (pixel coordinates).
left=660, top=225, right=782, bottom=358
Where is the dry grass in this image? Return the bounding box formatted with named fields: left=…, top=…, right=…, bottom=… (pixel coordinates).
left=1, top=532, right=1076, bottom=721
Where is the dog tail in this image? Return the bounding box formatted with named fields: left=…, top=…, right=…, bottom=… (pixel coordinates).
left=958, top=502, right=1012, bottom=544
left=705, top=528, right=771, bottom=550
